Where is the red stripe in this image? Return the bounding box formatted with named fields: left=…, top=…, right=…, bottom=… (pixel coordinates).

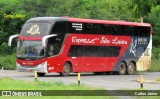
left=18, top=36, right=42, bottom=40
left=68, top=18, right=151, bottom=26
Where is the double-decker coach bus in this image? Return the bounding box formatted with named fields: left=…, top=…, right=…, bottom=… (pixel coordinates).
left=8, top=17, right=152, bottom=76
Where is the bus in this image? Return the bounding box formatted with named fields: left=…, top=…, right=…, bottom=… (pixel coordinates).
left=8, top=17, right=152, bottom=76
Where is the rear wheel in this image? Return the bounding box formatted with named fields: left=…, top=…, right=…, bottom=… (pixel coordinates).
left=60, top=62, right=71, bottom=76
left=127, top=62, right=136, bottom=75
left=118, top=62, right=126, bottom=75
left=37, top=73, right=46, bottom=77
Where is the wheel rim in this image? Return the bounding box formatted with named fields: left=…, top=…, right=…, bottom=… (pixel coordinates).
left=120, top=65, right=125, bottom=72
left=128, top=65, right=135, bottom=74
left=63, top=65, right=69, bottom=73
left=119, top=63, right=126, bottom=75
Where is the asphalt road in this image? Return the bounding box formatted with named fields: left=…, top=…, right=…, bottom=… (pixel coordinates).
left=0, top=70, right=160, bottom=90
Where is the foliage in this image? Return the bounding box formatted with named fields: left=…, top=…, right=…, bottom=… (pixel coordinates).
left=150, top=58, right=160, bottom=72
left=0, top=54, right=16, bottom=70
left=0, top=78, right=114, bottom=99
left=145, top=5, right=160, bottom=48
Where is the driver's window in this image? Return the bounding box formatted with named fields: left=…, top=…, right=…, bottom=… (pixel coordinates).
left=48, top=45, right=54, bottom=56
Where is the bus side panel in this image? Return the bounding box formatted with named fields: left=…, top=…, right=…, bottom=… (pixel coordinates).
left=65, top=34, right=131, bottom=72
left=47, top=44, right=70, bottom=73
left=113, top=37, right=151, bottom=71
left=135, top=37, right=152, bottom=71
left=80, top=57, right=105, bottom=72
left=47, top=56, right=65, bottom=73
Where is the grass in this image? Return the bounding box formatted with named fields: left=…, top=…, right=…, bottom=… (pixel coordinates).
left=0, top=77, right=116, bottom=99
left=138, top=96, right=160, bottom=99
left=0, top=77, right=98, bottom=90
left=149, top=59, right=160, bottom=72
left=156, top=78, right=160, bottom=82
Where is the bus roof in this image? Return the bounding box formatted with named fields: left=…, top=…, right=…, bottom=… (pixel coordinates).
left=68, top=17, right=151, bottom=27
left=26, top=17, right=151, bottom=27
left=26, top=17, right=67, bottom=23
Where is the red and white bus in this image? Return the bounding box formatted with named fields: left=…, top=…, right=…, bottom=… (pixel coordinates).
left=8, top=17, right=152, bottom=76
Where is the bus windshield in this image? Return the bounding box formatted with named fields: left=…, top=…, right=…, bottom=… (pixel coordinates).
left=17, top=40, right=45, bottom=59
left=20, top=23, right=51, bottom=36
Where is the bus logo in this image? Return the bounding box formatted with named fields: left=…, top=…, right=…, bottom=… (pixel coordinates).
left=2, top=91, right=11, bottom=96
left=130, top=38, right=137, bottom=57
left=27, top=24, right=40, bottom=35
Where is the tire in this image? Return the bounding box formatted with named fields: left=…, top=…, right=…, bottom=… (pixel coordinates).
left=37, top=73, right=46, bottom=77
left=127, top=62, right=136, bottom=75
left=60, top=62, right=71, bottom=76
left=118, top=62, right=126, bottom=75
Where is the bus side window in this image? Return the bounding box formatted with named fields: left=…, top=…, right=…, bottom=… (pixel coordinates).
left=53, top=44, right=61, bottom=55
left=139, top=27, right=150, bottom=37
left=98, top=24, right=109, bottom=35
left=68, top=45, right=84, bottom=57
left=52, top=21, right=67, bottom=34
left=119, top=25, right=129, bottom=36
left=82, top=23, right=97, bottom=34
left=48, top=45, right=54, bottom=56
left=129, top=26, right=134, bottom=36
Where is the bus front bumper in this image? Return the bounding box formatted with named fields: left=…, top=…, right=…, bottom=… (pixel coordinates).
left=16, top=61, right=48, bottom=73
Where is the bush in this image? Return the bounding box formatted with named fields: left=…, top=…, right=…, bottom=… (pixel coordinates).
left=0, top=42, right=16, bottom=55
left=0, top=54, right=16, bottom=70
left=152, top=47, right=160, bottom=60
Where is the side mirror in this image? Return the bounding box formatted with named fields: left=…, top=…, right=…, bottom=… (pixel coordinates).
left=42, top=34, right=57, bottom=47
left=8, top=34, right=19, bottom=46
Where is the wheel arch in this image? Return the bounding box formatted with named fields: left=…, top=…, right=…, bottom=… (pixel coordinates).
left=121, top=60, right=127, bottom=67
left=130, top=60, right=137, bottom=70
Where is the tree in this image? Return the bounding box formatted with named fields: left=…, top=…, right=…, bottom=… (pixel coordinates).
left=145, top=5, right=160, bottom=47
left=127, top=0, right=157, bottom=22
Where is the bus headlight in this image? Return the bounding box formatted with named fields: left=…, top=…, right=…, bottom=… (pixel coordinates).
left=37, top=61, right=47, bottom=73
left=16, top=62, right=21, bottom=67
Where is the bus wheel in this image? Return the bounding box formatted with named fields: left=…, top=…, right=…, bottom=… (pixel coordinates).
left=127, top=62, right=136, bottom=75
left=118, top=62, right=126, bottom=75
left=60, top=62, right=71, bottom=77
left=37, top=73, right=46, bottom=77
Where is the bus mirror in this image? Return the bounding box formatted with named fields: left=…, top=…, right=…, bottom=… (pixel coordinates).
left=42, top=34, right=57, bottom=47
left=8, top=34, right=19, bottom=46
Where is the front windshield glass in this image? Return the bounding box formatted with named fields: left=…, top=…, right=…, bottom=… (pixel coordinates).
left=20, top=23, right=51, bottom=36
left=17, top=40, right=45, bottom=59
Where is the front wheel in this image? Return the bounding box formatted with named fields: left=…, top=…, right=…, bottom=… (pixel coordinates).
left=118, top=62, right=126, bottom=75
left=59, top=62, right=71, bottom=76
left=127, top=62, right=136, bottom=75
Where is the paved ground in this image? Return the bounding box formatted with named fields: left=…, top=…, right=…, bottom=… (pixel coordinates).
left=0, top=70, right=160, bottom=90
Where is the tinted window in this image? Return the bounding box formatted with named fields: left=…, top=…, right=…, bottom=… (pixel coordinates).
left=83, top=23, right=98, bottom=34
left=139, top=27, right=150, bottom=36
left=68, top=22, right=150, bottom=36
left=52, top=21, right=67, bottom=34
left=47, top=21, right=67, bottom=56
left=98, top=46, right=121, bottom=57
left=68, top=45, right=121, bottom=57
